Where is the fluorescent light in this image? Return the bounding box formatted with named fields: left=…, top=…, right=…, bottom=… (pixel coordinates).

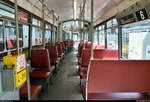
left=73, top=0, right=77, bottom=20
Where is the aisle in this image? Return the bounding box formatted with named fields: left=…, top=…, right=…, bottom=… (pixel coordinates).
left=39, top=50, right=83, bottom=100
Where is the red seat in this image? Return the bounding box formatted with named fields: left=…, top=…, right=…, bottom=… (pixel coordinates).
left=80, top=71, right=87, bottom=79
left=88, top=93, right=150, bottom=101
left=20, top=82, right=42, bottom=100
left=69, top=40, right=74, bottom=48
left=31, top=50, right=50, bottom=71
left=86, top=60, right=150, bottom=100
left=50, top=66, right=55, bottom=72
left=30, top=72, right=51, bottom=80
left=50, top=58, right=60, bottom=65
left=60, top=42, right=65, bottom=51
left=56, top=43, right=64, bottom=59
left=46, top=45, right=60, bottom=65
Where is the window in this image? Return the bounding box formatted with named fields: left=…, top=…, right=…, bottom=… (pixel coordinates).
left=5, top=27, right=16, bottom=50
left=122, top=19, right=150, bottom=59
left=4, top=21, right=28, bottom=50
left=45, top=30, right=51, bottom=44
left=19, top=24, right=23, bottom=48
left=32, top=27, right=42, bottom=46
left=107, top=18, right=118, bottom=28
left=94, top=28, right=99, bottom=45
left=32, top=18, right=41, bottom=26
left=99, top=30, right=105, bottom=47
left=0, top=2, right=15, bottom=19
left=106, top=18, right=118, bottom=50
left=0, top=24, right=4, bottom=51
left=107, top=27, right=118, bottom=50
left=97, top=25, right=105, bottom=48
left=22, top=25, right=29, bottom=48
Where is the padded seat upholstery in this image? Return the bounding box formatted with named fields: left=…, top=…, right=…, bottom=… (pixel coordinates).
left=20, top=82, right=42, bottom=100
left=86, top=60, right=150, bottom=100
left=50, top=66, right=55, bottom=72
left=30, top=72, right=51, bottom=80
left=50, top=58, right=60, bottom=65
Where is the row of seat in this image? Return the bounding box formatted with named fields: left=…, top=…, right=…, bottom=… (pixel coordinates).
left=20, top=40, right=73, bottom=100
left=87, top=60, right=150, bottom=100
left=77, top=42, right=150, bottom=100
left=77, top=42, right=118, bottom=99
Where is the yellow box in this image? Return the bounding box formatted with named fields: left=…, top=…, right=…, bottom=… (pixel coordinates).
left=3, top=54, right=27, bottom=88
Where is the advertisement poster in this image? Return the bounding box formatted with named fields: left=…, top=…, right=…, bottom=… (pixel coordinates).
left=17, top=54, right=26, bottom=72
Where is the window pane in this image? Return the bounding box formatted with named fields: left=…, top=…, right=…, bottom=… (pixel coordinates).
left=107, top=19, right=118, bottom=28
left=99, top=25, right=104, bottom=30
left=32, top=18, right=41, bottom=26
left=5, top=27, right=16, bottom=50
left=113, top=19, right=118, bottom=26
left=19, top=25, right=23, bottom=48
left=107, top=28, right=118, bottom=50
left=23, top=25, right=29, bottom=48
left=107, top=20, right=112, bottom=28
left=99, top=30, right=105, bottom=47
left=94, top=31, right=98, bottom=44
left=32, top=27, right=42, bottom=46
left=122, top=19, right=150, bottom=59
left=45, top=30, right=51, bottom=44
left=0, top=25, right=4, bottom=51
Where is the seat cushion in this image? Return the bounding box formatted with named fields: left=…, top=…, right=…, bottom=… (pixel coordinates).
left=50, top=66, right=55, bottom=72
left=80, top=71, right=87, bottom=79
left=88, top=93, right=150, bottom=100
left=58, top=53, right=64, bottom=58
left=50, top=58, right=60, bottom=65
left=30, top=72, right=51, bottom=80
left=20, top=83, right=42, bottom=100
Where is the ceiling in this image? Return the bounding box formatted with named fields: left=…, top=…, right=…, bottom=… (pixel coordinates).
left=45, top=0, right=124, bottom=22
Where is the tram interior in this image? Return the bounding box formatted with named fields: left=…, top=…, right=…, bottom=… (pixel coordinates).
left=0, top=0, right=150, bottom=101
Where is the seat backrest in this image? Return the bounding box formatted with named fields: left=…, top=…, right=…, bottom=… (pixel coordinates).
left=82, top=49, right=91, bottom=67
left=88, top=60, right=150, bottom=95
left=85, top=42, right=91, bottom=49
left=31, top=49, right=50, bottom=71
left=81, top=49, right=119, bottom=67
left=94, top=49, right=118, bottom=59
left=94, top=45, right=105, bottom=49
left=46, top=45, right=58, bottom=58
left=60, top=42, right=65, bottom=51
left=56, top=43, right=62, bottom=53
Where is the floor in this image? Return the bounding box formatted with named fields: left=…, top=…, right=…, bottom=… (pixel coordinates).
left=38, top=48, right=83, bottom=100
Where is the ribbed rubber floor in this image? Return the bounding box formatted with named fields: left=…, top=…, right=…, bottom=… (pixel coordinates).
left=38, top=49, right=83, bottom=100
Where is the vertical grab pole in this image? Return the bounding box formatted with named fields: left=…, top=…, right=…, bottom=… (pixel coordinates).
left=104, top=22, right=107, bottom=49
left=52, top=10, right=55, bottom=44
left=118, top=24, right=122, bottom=59
left=27, top=64, right=31, bottom=100
left=42, top=0, right=45, bottom=49
left=86, top=0, right=94, bottom=100
left=79, top=6, right=82, bottom=44
left=57, top=17, right=60, bottom=42
left=83, top=4, right=85, bottom=49
left=14, top=0, right=19, bottom=54
left=90, top=0, right=94, bottom=60
left=97, top=28, right=100, bottom=45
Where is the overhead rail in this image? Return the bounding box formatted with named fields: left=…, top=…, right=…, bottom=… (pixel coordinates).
left=59, top=18, right=91, bottom=25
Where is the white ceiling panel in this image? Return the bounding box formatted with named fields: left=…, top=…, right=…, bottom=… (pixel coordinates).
left=45, top=0, right=124, bottom=22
